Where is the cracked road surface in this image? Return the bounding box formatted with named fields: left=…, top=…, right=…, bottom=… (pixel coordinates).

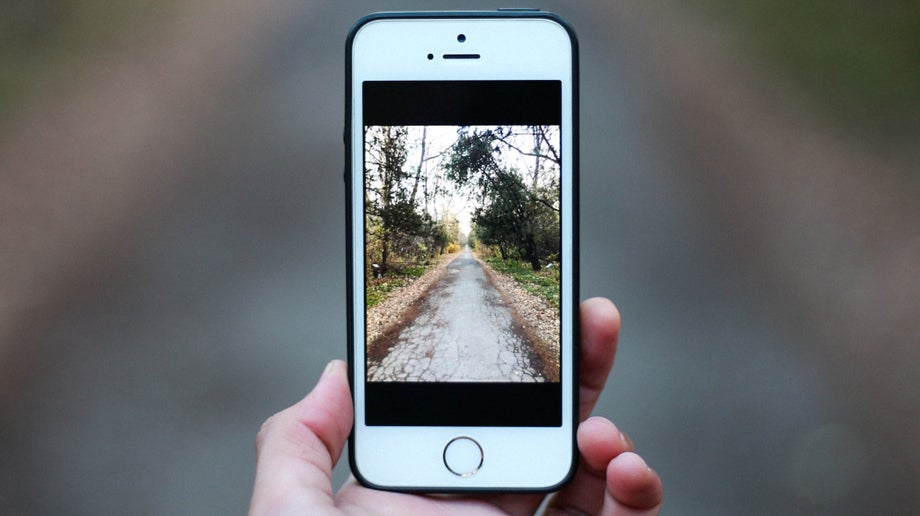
left=368, top=247, right=545, bottom=382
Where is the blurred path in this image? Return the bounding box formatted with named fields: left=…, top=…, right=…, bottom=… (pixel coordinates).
left=0, top=0, right=304, bottom=360
left=0, top=1, right=915, bottom=514
left=368, top=248, right=543, bottom=382
left=603, top=4, right=920, bottom=513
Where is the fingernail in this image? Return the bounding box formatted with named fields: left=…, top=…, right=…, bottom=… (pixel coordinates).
left=321, top=359, right=346, bottom=380
left=322, top=360, right=338, bottom=377
left=620, top=430, right=635, bottom=451
left=620, top=451, right=648, bottom=470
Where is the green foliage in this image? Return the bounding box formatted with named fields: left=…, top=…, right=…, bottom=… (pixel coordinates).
left=365, top=126, right=460, bottom=277
left=446, top=127, right=560, bottom=271
left=365, top=262, right=432, bottom=308
left=366, top=278, right=406, bottom=308
left=485, top=256, right=560, bottom=309
left=401, top=265, right=428, bottom=278
left=365, top=126, right=415, bottom=264
left=687, top=0, right=920, bottom=144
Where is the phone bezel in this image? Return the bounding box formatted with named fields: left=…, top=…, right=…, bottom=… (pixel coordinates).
left=345, top=10, right=580, bottom=492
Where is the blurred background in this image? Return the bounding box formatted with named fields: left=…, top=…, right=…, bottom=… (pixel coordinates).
left=1, top=1, right=918, bottom=513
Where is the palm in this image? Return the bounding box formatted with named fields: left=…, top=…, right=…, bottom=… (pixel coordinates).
left=334, top=481, right=544, bottom=514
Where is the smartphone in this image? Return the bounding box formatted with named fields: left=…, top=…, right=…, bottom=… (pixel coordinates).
left=346, top=10, right=578, bottom=491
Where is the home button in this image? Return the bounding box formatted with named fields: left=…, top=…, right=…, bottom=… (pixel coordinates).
left=443, top=436, right=483, bottom=477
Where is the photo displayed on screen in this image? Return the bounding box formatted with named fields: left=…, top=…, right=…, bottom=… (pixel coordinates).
left=364, top=124, right=562, bottom=383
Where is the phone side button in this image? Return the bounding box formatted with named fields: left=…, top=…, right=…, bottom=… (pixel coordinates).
left=442, top=436, right=483, bottom=478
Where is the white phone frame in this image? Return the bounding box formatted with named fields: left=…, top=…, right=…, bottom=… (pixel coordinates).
left=347, top=11, right=578, bottom=492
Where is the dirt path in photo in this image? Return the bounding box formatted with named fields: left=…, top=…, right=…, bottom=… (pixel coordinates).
left=367, top=247, right=545, bottom=382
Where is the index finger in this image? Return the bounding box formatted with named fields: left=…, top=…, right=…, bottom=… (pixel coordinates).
left=578, top=297, right=621, bottom=421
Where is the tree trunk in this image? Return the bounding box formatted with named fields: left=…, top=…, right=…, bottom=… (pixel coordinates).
left=409, top=126, right=427, bottom=206
left=525, top=234, right=540, bottom=271
left=380, top=238, right=389, bottom=276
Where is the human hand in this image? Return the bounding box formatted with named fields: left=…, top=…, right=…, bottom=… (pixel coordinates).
left=249, top=297, right=663, bottom=514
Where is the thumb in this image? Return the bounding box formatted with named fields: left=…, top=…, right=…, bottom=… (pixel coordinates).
left=249, top=360, right=353, bottom=515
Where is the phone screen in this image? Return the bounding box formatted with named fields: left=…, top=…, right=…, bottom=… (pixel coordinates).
left=362, top=81, right=564, bottom=426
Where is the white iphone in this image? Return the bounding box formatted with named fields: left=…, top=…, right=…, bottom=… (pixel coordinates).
left=346, top=10, right=578, bottom=491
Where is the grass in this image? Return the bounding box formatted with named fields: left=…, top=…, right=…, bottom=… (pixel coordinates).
left=681, top=0, right=920, bottom=148
left=485, top=257, right=560, bottom=309
left=365, top=262, right=432, bottom=308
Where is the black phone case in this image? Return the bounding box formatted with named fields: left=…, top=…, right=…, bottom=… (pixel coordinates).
left=344, top=9, right=579, bottom=493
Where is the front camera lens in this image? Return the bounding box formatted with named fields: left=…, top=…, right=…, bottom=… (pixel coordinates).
left=457, top=34, right=466, bottom=43
left=427, top=53, right=434, bottom=60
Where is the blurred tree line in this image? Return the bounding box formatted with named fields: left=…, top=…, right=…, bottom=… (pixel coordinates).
left=689, top=0, right=920, bottom=147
